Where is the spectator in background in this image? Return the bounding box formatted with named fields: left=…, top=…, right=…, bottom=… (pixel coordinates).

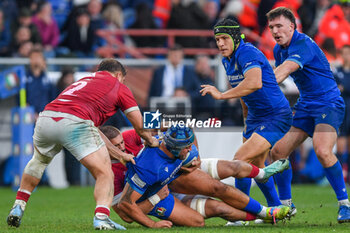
left=192, top=55, right=216, bottom=119
left=11, top=26, right=32, bottom=55
left=298, top=0, right=332, bottom=38
left=101, top=3, right=134, bottom=53
left=14, top=41, right=34, bottom=58
left=129, top=3, right=164, bottom=48
left=167, top=0, right=211, bottom=48
left=334, top=45, right=350, bottom=183
left=148, top=44, right=200, bottom=102
left=63, top=8, right=97, bottom=57
left=0, top=8, right=12, bottom=56
left=56, top=67, right=81, bottom=185
left=32, top=1, right=60, bottom=57
left=87, top=0, right=104, bottom=30
left=25, top=48, right=56, bottom=117
left=11, top=8, right=42, bottom=46
left=152, top=0, right=171, bottom=28
left=315, top=0, right=350, bottom=51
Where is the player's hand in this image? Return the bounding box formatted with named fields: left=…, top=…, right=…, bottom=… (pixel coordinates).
left=180, top=159, right=201, bottom=173
left=200, top=85, right=222, bottom=100
left=120, top=153, right=135, bottom=165
left=145, top=136, right=159, bottom=147
left=157, top=185, right=169, bottom=200
left=151, top=220, right=173, bottom=228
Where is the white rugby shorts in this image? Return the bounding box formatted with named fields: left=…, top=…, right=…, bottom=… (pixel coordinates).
left=33, top=111, right=105, bottom=161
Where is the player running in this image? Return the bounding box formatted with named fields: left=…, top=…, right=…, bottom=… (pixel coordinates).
left=200, top=18, right=292, bottom=209
left=266, top=7, right=350, bottom=223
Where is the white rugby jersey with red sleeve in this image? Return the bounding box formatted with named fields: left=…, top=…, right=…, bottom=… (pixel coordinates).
left=45, top=71, right=139, bottom=127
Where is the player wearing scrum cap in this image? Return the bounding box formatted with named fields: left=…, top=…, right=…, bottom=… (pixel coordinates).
left=200, top=18, right=293, bottom=221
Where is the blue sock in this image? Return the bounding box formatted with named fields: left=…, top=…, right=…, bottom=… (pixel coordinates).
left=256, top=177, right=282, bottom=206
left=235, top=178, right=252, bottom=195
left=275, top=162, right=292, bottom=200
left=324, top=161, right=348, bottom=201
left=243, top=197, right=263, bottom=214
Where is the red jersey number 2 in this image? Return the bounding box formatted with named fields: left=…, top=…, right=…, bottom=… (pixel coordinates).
left=62, top=81, right=87, bottom=96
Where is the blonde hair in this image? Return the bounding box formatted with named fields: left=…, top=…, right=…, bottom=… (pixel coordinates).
left=102, top=4, right=124, bottom=29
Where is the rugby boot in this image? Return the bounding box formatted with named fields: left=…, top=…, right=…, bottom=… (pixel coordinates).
left=7, top=204, right=24, bottom=227
left=93, top=216, right=126, bottom=230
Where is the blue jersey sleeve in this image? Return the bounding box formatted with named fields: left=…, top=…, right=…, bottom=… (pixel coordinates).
left=126, top=162, right=158, bottom=195
left=286, top=38, right=313, bottom=69
left=237, top=46, right=262, bottom=75
left=273, top=45, right=281, bottom=67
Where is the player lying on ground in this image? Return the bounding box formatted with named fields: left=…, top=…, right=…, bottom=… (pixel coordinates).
left=100, top=126, right=290, bottom=227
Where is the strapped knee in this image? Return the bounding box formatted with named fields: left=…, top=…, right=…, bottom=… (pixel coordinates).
left=24, top=149, right=52, bottom=179
left=190, top=196, right=208, bottom=218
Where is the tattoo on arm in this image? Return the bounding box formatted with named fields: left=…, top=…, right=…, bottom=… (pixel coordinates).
left=120, top=185, right=134, bottom=204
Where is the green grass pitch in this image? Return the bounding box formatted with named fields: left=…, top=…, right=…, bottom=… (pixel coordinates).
left=0, top=185, right=349, bottom=232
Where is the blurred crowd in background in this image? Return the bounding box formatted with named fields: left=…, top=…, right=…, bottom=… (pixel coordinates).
left=0, top=0, right=349, bottom=187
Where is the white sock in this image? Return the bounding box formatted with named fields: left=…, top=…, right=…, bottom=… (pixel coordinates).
left=255, top=169, right=265, bottom=179
left=257, top=206, right=268, bottom=218
left=281, top=199, right=292, bottom=207
left=338, top=199, right=350, bottom=207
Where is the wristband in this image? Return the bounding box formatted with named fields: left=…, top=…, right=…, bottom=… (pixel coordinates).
left=148, top=194, right=161, bottom=206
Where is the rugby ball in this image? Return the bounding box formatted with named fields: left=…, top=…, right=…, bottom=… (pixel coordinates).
left=182, top=151, right=198, bottom=167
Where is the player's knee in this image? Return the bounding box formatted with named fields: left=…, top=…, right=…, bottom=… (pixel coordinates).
left=24, top=150, right=52, bottom=179
left=315, top=146, right=336, bottom=166
left=271, top=146, right=284, bottom=160
left=192, top=215, right=205, bottom=227
left=314, top=145, right=332, bottom=163
left=93, top=165, right=114, bottom=180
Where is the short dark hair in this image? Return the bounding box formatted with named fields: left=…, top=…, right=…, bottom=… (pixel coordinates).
left=99, top=125, right=121, bottom=140
left=266, top=7, right=297, bottom=30
left=168, top=44, right=183, bottom=52
left=97, top=59, right=126, bottom=76
left=29, top=48, right=44, bottom=57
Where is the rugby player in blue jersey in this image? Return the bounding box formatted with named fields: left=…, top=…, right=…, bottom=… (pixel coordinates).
left=115, top=125, right=290, bottom=228
left=200, top=18, right=292, bottom=211
left=266, top=6, right=350, bottom=223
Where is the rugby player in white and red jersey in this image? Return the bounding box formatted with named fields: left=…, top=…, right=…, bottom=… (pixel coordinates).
left=7, top=59, right=158, bottom=230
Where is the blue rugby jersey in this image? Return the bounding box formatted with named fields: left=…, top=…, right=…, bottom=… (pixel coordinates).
left=126, top=147, right=182, bottom=202
left=222, top=39, right=291, bottom=119
left=273, top=30, right=344, bottom=110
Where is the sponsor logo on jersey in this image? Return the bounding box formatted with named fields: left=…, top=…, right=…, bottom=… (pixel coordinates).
left=322, top=114, right=327, bottom=119
left=143, top=110, right=162, bottom=129
left=131, top=173, right=146, bottom=188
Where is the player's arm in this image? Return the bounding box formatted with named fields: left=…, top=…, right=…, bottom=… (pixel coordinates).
left=137, top=185, right=170, bottom=214
left=200, top=67, right=262, bottom=99
left=125, top=110, right=159, bottom=147
left=98, top=129, right=135, bottom=165
left=117, top=183, right=172, bottom=228
left=274, top=60, right=299, bottom=84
